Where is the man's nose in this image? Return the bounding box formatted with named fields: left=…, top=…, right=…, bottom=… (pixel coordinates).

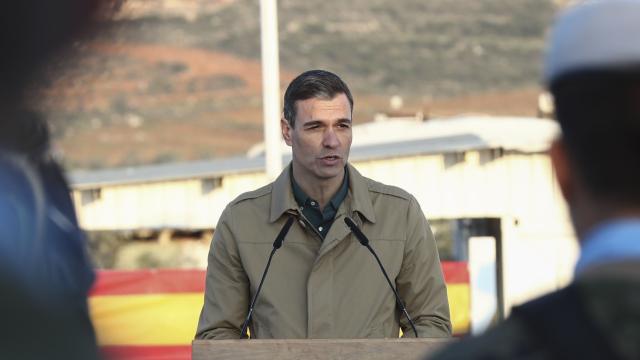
left=322, top=128, right=340, bottom=148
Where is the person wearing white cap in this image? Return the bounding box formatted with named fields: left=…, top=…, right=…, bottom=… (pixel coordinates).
left=430, top=1, right=640, bottom=359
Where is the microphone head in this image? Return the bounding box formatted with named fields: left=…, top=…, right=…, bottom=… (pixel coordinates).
left=344, top=217, right=369, bottom=246
left=343, top=216, right=357, bottom=230
left=273, top=216, right=295, bottom=249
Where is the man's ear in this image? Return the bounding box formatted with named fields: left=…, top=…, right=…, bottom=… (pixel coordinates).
left=281, top=118, right=293, bottom=146
left=550, top=137, right=572, bottom=203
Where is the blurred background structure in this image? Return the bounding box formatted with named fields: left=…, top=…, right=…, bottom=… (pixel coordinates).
left=30, top=0, right=577, bottom=358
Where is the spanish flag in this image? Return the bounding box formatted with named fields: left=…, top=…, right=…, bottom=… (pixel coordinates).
left=90, top=270, right=204, bottom=359
left=89, top=264, right=469, bottom=360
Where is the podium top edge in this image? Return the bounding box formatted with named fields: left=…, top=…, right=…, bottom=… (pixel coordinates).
left=192, top=338, right=453, bottom=345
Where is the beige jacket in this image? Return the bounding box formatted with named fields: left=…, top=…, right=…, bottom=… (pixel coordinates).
left=196, top=164, right=451, bottom=339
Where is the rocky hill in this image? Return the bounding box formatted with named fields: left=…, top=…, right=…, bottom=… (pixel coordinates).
left=105, top=0, right=556, bottom=95
left=36, top=0, right=558, bottom=169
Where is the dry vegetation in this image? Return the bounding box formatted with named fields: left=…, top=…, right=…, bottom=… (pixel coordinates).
left=36, top=0, right=556, bottom=169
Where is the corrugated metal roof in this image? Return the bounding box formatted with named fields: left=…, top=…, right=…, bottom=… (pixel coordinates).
left=69, top=156, right=264, bottom=189
left=69, top=116, right=558, bottom=188
left=349, top=133, right=486, bottom=162
left=351, top=116, right=558, bottom=153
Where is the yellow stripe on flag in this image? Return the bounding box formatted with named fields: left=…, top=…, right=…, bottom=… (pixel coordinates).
left=90, top=285, right=470, bottom=345
left=447, top=283, right=470, bottom=334
left=89, top=293, right=204, bottom=346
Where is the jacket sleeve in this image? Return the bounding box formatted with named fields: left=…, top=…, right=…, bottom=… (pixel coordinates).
left=195, top=205, right=250, bottom=339
left=396, top=196, right=452, bottom=338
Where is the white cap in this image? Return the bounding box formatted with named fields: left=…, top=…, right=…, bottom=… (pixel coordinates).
left=544, top=0, right=640, bottom=84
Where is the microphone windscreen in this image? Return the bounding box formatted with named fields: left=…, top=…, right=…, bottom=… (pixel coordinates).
left=273, top=216, right=295, bottom=249
left=344, top=217, right=369, bottom=246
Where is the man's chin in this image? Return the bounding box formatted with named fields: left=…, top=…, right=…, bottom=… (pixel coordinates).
left=315, top=166, right=345, bottom=180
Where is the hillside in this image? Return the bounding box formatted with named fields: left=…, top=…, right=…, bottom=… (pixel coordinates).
left=35, top=0, right=558, bottom=169
left=104, top=0, right=556, bottom=95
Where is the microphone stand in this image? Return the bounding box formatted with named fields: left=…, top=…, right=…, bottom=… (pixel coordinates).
left=344, top=217, right=419, bottom=338
left=239, top=216, right=294, bottom=339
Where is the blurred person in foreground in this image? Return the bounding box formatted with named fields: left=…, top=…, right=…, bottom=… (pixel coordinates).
left=431, top=1, right=640, bottom=359
left=0, top=1, right=107, bottom=359
left=197, top=69, right=451, bottom=339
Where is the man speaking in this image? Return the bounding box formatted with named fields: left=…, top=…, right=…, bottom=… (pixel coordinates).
left=196, top=70, right=451, bottom=339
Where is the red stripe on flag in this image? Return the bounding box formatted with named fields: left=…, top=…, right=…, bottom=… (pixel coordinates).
left=101, top=345, right=191, bottom=360
left=441, top=261, right=469, bottom=284
left=90, top=269, right=205, bottom=296
left=90, top=263, right=467, bottom=296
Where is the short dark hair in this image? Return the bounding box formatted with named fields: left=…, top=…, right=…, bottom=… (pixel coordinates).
left=283, top=69, right=354, bottom=127
left=551, top=67, right=640, bottom=204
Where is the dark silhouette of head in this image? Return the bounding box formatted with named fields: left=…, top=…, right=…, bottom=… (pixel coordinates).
left=0, top=1, right=105, bottom=100
left=544, top=0, right=640, bottom=237
left=0, top=1, right=106, bottom=156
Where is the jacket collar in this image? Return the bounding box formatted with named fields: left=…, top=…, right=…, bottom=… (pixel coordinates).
left=269, top=162, right=376, bottom=224
left=270, top=163, right=297, bottom=223
left=346, top=163, right=376, bottom=224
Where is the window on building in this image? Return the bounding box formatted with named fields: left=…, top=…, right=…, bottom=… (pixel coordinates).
left=81, top=188, right=102, bottom=205
left=201, top=177, right=223, bottom=194
left=444, top=152, right=466, bottom=168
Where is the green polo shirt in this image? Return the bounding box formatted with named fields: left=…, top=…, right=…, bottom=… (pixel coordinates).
left=291, top=168, right=349, bottom=240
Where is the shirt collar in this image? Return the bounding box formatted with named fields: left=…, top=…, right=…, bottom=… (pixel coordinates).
left=575, top=218, right=640, bottom=276
left=269, top=162, right=376, bottom=224
left=290, top=174, right=311, bottom=208
left=329, top=171, right=349, bottom=210
left=290, top=165, right=349, bottom=210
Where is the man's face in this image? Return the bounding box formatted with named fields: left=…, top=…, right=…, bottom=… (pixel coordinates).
left=282, top=93, right=352, bottom=185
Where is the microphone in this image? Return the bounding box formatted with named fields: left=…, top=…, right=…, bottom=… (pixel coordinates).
left=240, top=216, right=295, bottom=339
left=343, top=217, right=419, bottom=338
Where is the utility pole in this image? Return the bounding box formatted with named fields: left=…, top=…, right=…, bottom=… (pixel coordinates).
left=260, top=0, right=282, bottom=179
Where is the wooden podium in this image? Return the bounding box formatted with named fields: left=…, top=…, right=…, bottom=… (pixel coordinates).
left=192, top=338, right=452, bottom=360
